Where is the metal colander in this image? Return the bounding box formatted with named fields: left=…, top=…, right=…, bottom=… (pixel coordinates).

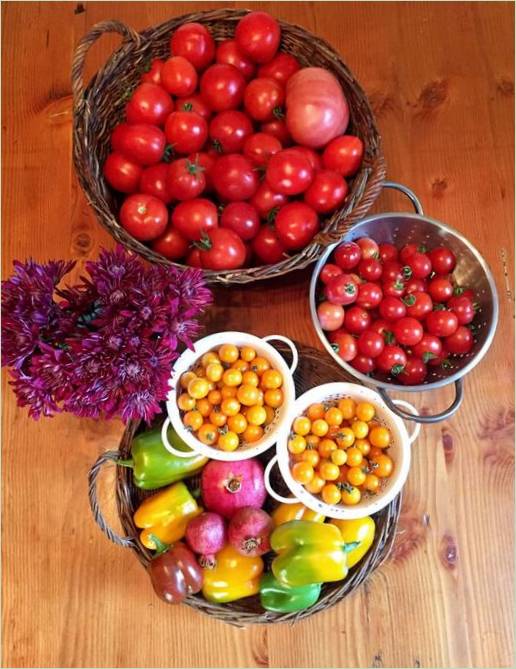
left=309, top=182, right=499, bottom=423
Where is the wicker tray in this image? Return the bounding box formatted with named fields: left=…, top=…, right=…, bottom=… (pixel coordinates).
left=89, top=343, right=401, bottom=625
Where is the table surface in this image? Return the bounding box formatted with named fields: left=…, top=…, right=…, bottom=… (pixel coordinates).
left=2, top=2, right=514, bottom=668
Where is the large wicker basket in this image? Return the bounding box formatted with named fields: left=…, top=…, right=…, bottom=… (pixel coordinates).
left=72, top=9, right=386, bottom=285
left=88, top=343, right=401, bottom=625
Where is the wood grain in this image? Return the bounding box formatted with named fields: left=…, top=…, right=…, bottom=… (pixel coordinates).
left=1, top=2, right=514, bottom=668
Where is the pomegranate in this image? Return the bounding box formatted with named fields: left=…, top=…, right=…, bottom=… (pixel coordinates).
left=228, top=507, right=273, bottom=557
left=185, top=512, right=226, bottom=568
left=201, top=459, right=266, bottom=519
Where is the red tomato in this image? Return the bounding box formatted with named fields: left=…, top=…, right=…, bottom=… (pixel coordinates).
left=456, top=287, right=475, bottom=300
left=378, top=243, right=398, bottom=263
left=220, top=202, right=260, bottom=241
left=356, top=282, right=383, bottom=309
left=198, top=228, right=246, bottom=270
left=376, top=345, right=407, bottom=375
left=379, top=296, right=406, bottom=321
left=317, top=301, right=345, bottom=331
left=290, top=147, right=323, bottom=172
left=141, top=58, right=164, bottom=85
left=320, top=263, right=343, bottom=285
left=261, top=119, right=291, bottom=145
left=369, top=319, right=391, bottom=337
left=428, top=350, right=450, bottom=368
left=212, top=154, right=259, bottom=201
left=398, top=357, right=427, bottom=385
left=325, top=274, right=359, bottom=306
left=275, top=202, right=319, bottom=250
left=188, top=151, right=216, bottom=192
left=358, top=257, right=382, bottom=282
left=429, top=246, right=456, bottom=274
left=125, top=83, right=174, bottom=126
left=172, top=198, right=218, bottom=241
left=243, top=133, right=282, bottom=166
left=399, top=244, right=419, bottom=264
left=216, top=40, right=256, bottom=80
left=426, top=309, right=459, bottom=337
left=404, top=291, right=433, bottom=319
left=209, top=110, right=253, bottom=153
left=166, top=158, right=206, bottom=200
left=357, top=331, right=385, bottom=358
left=382, top=279, right=405, bottom=298
left=322, top=135, right=364, bottom=177
left=252, top=225, right=286, bottom=264
left=140, top=163, right=172, bottom=203
left=381, top=260, right=404, bottom=283
left=392, top=317, right=424, bottom=346
left=186, top=247, right=202, bottom=267
left=249, top=182, right=288, bottom=219
left=161, top=56, right=198, bottom=96
left=334, top=242, right=362, bottom=270
left=303, top=170, right=347, bottom=214
left=243, top=77, right=284, bottom=122
left=266, top=149, right=313, bottom=195
left=164, top=111, right=208, bottom=154
left=406, top=252, right=432, bottom=279
left=428, top=277, right=454, bottom=303
left=412, top=334, right=443, bottom=362
left=258, top=53, right=301, bottom=85
left=447, top=295, right=475, bottom=325
left=151, top=226, right=189, bottom=260
left=103, top=153, right=142, bottom=193
left=344, top=306, right=371, bottom=334
left=356, top=237, right=379, bottom=259
left=170, top=22, right=215, bottom=71
left=350, top=354, right=375, bottom=374
left=200, top=64, right=246, bottom=111
left=444, top=325, right=473, bottom=355
left=235, top=11, right=280, bottom=64
left=176, top=94, right=212, bottom=120
left=404, top=277, right=427, bottom=294
left=111, top=123, right=166, bottom=166
left=329, top=331, right=357, bottom=362
left=120, top=194, right=168, bottom=241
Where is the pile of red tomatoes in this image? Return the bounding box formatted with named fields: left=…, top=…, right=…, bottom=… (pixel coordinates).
left=317, top=238, right=478, bottom=385
left=103, top=11, right=363, bottom=270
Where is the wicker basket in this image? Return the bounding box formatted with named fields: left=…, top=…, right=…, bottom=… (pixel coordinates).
left=72, top=9, right=386, bottom=285
left=88, top=343, right=401, bottom=625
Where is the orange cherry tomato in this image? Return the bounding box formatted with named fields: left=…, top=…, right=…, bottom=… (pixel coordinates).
left=324, top=407, right=343, bottom=427
left=318, top=438, right=337, bottom=459
left=183, top=410, right=203, bottom=431
left=255, top=388, right=265, bottom=406
left=247, top=405, right=267, bottom=426
left=321, top=483, right=342, bottom=505
left=369, top=426, right=390, bottom=449
left=205, top=362, right=224, bottom=382
left=305, top=474, right=325, bottom=494
left=188, top=377, right=210, bottom=399
left=240, top=346, right=256, bottom=362
left=261, top=369, right=283, bottom=389
left=341, top=485, right=361, bottom=505
left=351, top=420, right=369, bottom=439
left=227, top=413, right=248, bottom=434
left=242, top=370, right=259, bottom=387
left=307, top=403, right=325, bottom=421
left=371, top=454, right=393, bottom=478
left=293, top=416, right=311, bottom=436
left=346, top=447, right=363, bottom=467
left=197, top=423, right=218, bottom=446
left=209, top=409, right=227, bottom=428
left=306, top=434, right=320, bottom=449
left=218, top=430, right=240, bottom=451
left=331, top=449, right=347, bottom=466
left=221, top=397, right=241, bottom=416
left=264, top=388, right=283, bottom=408
left=250, top=356, right=270, bottom=375
left=347, top=466, right=366, bottom=486
left=242, top=424, right=264, bottom=443
left=299, top=449, right=320, bottom=468
left=218, top=344, right=239, bottom=363
left=264, top=405, right=275, bottom=425
left=355, top=438, right=371, bottom=456
left=196, top=398, right=211, bottom=417
left=180, top=371, right=197, bottom=389
left=364, top=473, right=380, bottom=492
left=237, top=384, right=260, bottom=406
left=369, top=446, right=384, bottom=459
left=208, top=389, right=222, bottom=405
left=338, top=398, right=355, bottom=420
left=222, top=368, right=243, bottom=387
left=221, top=385, right=238, bottom=399
left=312, top=419, right=329, bottom=437
left=355, top=401, right=375, bottom=422
left=318, top=461, right=340, bottom=481
left=288, top=435, right=307, bottom=455
left=292, top=461, right=314, bottom=484
left=232, top=359, right=249, bottom=373
left=336, top=427, right=355, bottom=449
left=178, top=393, right=196, bottom=411
left=201, top=351, right=219, bottom=367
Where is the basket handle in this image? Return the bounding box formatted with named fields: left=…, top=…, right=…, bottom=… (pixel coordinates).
left=378, top=379, right=464, bottom=424
left=72, top=20, right=143, bottom=112
left=88, top=450, right=136, bottom=548
left=264, top=456, right=299, bottom=504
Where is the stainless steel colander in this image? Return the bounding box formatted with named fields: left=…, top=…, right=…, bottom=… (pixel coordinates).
left=309, top=182, right=499, bottom=423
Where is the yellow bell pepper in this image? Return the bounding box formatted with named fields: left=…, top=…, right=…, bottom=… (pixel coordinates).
left=134, top=481, right=201, bottom=550
left=202, top=545, right=264, bottom=603
left=329, top=517, right=376, bottom=568
left=271, top=500, right=325, bottom=526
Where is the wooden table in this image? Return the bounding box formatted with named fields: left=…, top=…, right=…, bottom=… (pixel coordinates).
left=2, top=2, right=514, bottom=667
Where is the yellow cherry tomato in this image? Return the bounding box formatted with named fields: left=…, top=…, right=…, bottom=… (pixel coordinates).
left=347, top=466, right=366, bottom=487
left=205, top=362, right=224, bottom=382
left=338, top=398, right=356, bottom=419
left=364, top=473, right=380, bottom=493
left=341, top=485, right=361, bottom=505
left=318, top=438, right=337, bottom=459
left=305, top=474, right=326, bottom=494
left=336, top=427, right=355, bottom=449
left=318, top=461, right=340, bottom=481
left=232, top=359, right=249, bottom=373
left=260, top=369, right=283, bottom=390
left=293, top=416, right=311, bottom=436
left=196, top=398, right=211, bottom=417
left=180, top=371, right=197, bottom=389
left=222, top=368, right=242, bottom=387
left=237, top=384, right=260, bottom=407
left=322, top=483, right=342, bottom=505
left=208, top=389, right=222, bottom=405
left=255, top=388, right=265, bottom=406
left=209, top=409, right=227, bottom=428
left=220, top=397, right=241, bottom=417
left=331, top=449, right=347, bottom=466
left=264, top=405, right=275, bottom=425
left=325, top=407, right=344, bottom=427
left=183, top=410, right=203, bottom=431
left=371, top=454, right=394, bottom=478
left=307, top=403, right=325, bottom=421
left=264, top=388, right=283, bottom=408
left=227, top=413, right=248, bottom=434
left=355, top=401, right=375, bottom=422
left=242, top=424, right=263, bottom=443
left=247, top=405, right=267, bottom=426
left=346, top=447, right=363, bottom=467
left=351, top=420, right=369, bottom=439
left=177, top=393, right=196, bottom=411
left=288, top=435, right=307, bottom=455
left=197, top=423, right=218, bottom=446
left=242, top=370, right=259, bottom=387
left=355, top=438, right=371, bottom=456
left=218, top=430, right=240, bottom=452
left=218, top=344, right=239, bottom=363
left=188, top=377, right=210, bottom=400
left=369, top=426, right=390, bottom=449
left=221, top=385, right=237, bottom=399
left=291, top=461, right=314, bottom=485
left=250, top=356, right=270, bottom=375
left=240, top=346, right=256, bottom=362
left=312, top=419, right=329, bottom=437
left=299, top=449, right=320, bottom=468
left=306, top=434, right=320, bottom=449
left=201, top=351, right=219, bottom=367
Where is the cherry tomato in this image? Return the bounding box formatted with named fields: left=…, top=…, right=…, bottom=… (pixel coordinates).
left=358, top=257, right=382, bottom=281
left=216, top=39, right=256, bottom=80
left=235, top=11, right=281, bottom=64
left=334, top=241, right=362, bottom=270
left=444, top=325, right=474, bottom=354
left=161, top=56, right=198, bottom=96
left=170, top=22, right=215, bottom=71
left=412, top=333, right=443, bottom=362
left=381, top=260, right=403, bottom=283
left=403, top=291, right=433, bottom=319
left=220, top=202, right=260, bottom=241
left=455, top=287, right=475, bottom=300
left=290, top=146, right=323, bottom=172
left=406, top=252, right=432, bottom=279
left=185, top=247, right=202, bottom=267
left=383, top=279, right=405, bottom=298
left=252, top=225, right=285, bottom=264
left=344, top=306, right=371, bottom=334
left=428, top=277, right=454, bottom=303
left=198, top=228, right=246, bottom=270
left=244, top=77, right=285, bottom=122
left=266, top=149, right=314, bottom=196
left=371, top=454, right=394, bottom=478
left=357, top=330, right=385, bottom=358
left=356, top=237, right=379, bottom=259
left=164, top=111, right=208, bottom=154
left=447, top=295, right=476, bottom=325
left=212, top=154, right=259, bottom=201
left=103, top=152, right=142, bottom=193
left=404, top=277, right=427, bottom=294
left=111, top=123, right=166, bottom=166
left=330, top=331, right=357, bottom=362
left=209, top=110, right=253, bottom=153
left=249, top=182, right=288, bottom=219
left=139, top=163, right=172, bottom=204
left=275, top=202, right=319, bottom=250
left=200, top=63, right=246, bottom=111
left=399, top=243, right=419, bottom=264
left=398, top=357, right=427, bottom=385
left=426, top=309, right=459, bottom=337
left=350, top=354, right=375, bottom=374
left=243, top=133, right=282, bottom=166
left=141, top=58, right=164, bottom=85
left=369, top=319, right=391, bottom=337
left=125, top=83, right=174, bottom=127
left=393, top=317, right=424, bottom=346
left=322, top=135, right=364, bottom=177
left=325, top=274, right=359, bottom=306
left=317, top=301, right=345, bottom=331
left=303, top=170, right=347, bottom=214
left=320, top=263, right=343, bottom=285
left=176, top=96, right=211, bottom=122
left=171, top=198, right=218, bottom=241
left=260, top=119, right=291, bottom=145
left=378, top=296, right=406, bottom=321
left=151, top=226, right=189, bottom=260
left=356, top=282, right=383, bottom=309
left=429, top=246, right=456, bottom=274
left=376, top=345, right=407, bottom=375
left=166, top=158, right=206, bottom=200
left=378, top=243, right=398, bottom=263
left=258, top=52, right=300, bottom=84
left=120, top=194, right=168, bottom=241
left=188, top=151, right=216, bottom=192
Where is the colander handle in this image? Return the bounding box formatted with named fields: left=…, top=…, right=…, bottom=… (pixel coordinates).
left=392, top=400, right=421, bottom=443
left=378, top=379, right=464, bottom=424
left=262, top=335, right=299, bottom=373
left=264, top=456, right=299, bottom=504
left=383, top=181, right=424, bottom=215
left=161, top=417, right=197, bottom=458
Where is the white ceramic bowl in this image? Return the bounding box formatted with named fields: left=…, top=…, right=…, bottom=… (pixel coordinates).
left=264, top=382, right=420, bottom=519
left=161, top=331, right=298, bottom=462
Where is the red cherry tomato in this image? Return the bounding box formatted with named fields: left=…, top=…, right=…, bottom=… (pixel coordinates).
left=379, top=296, right=406, bottom=321
left=398, top=357, right=427, bottom=385
left=125, top=83, right=174, bottom=126
left=243, top=133, right=282, bottom=166
left=428, top=277, right=454, bottom=303
left=216, top=40, right=256, bottom=80
left=164, top=111, right=208, bottom=154
left=376, top=345, right=407, bottom=375
left=200, top=64, right=246, bottom=111
left=317, top=301, right=345, bottom=331
left=378, top=243, right=398, bottom=263
left=161, top=56, right=198, bottom=96
left=399, top=244, right=419, bottom=264
left=171, top=198, right=218, bottom=241
left=356, top=237, right=379, bottom=259
left=120, top=194, right=168, bottom=241
left=141, top=58, right=164, bottom=85
left=412, top=334, right=443, bottom=362
left=320, top=263, right=343, bottom=285
left=357, top=330, right=385, bottom=358
left=334, top=242, right=362, bottom=270
left=447, top=295, right=476, bottom=325
left=322, top=135, right=364, bottom=177
left=258, top=53, right=301, bottom=84
left=166, top=158, right=206, bottom=200
left=249, top=182, right=288, bottom=219
left=252, top=225, right=285, bottom=264
left=403, top=291, right=433, bottom=319
left=176, top=94, right=212, bottom=120
left=198, top=228, right=246, bottom=270
left=260, top=119, right=291, bottom=145
left=266, top=149, right=314, bottom=196
left=289, top=147, right=323, bottom=172
left=329, top=331, right=358, bottom=362
left=381, top=260, right=403, bottom=283
left=170, top=22, right=215, bottom=71
left=358, top=257, right=383, bottom=282
left=188, top=151, right=216, bottom=192
left=151, top=226, right=189, bottom=260
left=356, top=282, right=383, bottom=309
left=426, top=309, right=459, bottom=337
left=404, top=277, right=427, bottom=294
left=456, top=287, right=475, bottom=300
left=185, top=247, right=202, bottom=267
left=244, top=77, right=285, bottom=122
left=350, top=354, right=375, bottom=374
left=392, top=317, right=424, bottom=346
left=344, top=306, right=371, bottom=334
left=429, top=246, right=456, bottom=274
left=325, top=274, right=359, bottom=306
left=235, top=11, right=281, bottom=64
left=111, top=123, right=166, bottom=166
left=209, top=110, right=253, bottom=153
left=383, top=279, right=405, bottom=298
left=275, top=202, right=319, bottom=250
left=220, top=202, right=260, bottom=241
left=103, top=152, right=142, bottom=193
left=212, top=154, right=259, bottom=201
left=406, top=252, right=432, bottom=279
left=369, top=319, right=391, bottom=337
left=444, top=325, right=473, bottom=355
left=140, top=163, right=172, bottom=203
left=303, top=170, right=347, bottom=214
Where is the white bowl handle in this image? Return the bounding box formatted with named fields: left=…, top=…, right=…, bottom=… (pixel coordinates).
left=262, top=335, right=298, bottom=373
left=264, top=456, right=299, bottom=504
left=392, top=400, right=421, bottom=444
left=161, top=417, right=197, bottom=458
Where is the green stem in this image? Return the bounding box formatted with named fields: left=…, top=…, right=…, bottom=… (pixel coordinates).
left=148, top=533, right=169, bottom=556
left=116, top=459, right=134, bottom=468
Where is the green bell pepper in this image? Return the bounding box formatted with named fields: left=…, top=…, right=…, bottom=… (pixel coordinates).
left=118, top=425, right=207, bottom=490
left=259, top=573, right=321, bottom=613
